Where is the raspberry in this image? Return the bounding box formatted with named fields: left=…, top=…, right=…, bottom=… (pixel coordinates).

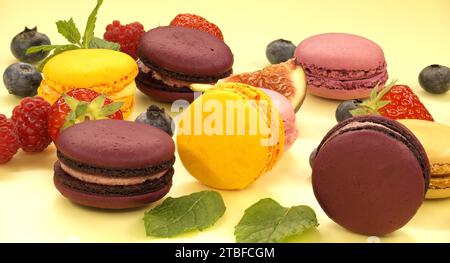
left=0, top=114, right=20, bottom=164
left=170, top=14, right=224, bottom=41
left=12, top=97, right=51, bottom=152
left=104, top=20, right=145, bottom=59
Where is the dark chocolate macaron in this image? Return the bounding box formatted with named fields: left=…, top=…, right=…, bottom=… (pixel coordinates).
left=136, top=26, right=234, bottom=102
left=53, top=120, right=175, bottom=209
left=312, top=116, right=430, bottom=236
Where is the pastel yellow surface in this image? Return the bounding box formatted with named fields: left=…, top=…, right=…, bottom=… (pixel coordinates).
left=38, top=49, right=138, bottom=118
left=0, top=0, right=450, bottom=242
left=177, top=83, right=284, bottom=190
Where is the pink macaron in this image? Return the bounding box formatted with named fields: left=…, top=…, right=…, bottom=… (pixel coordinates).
left=295, top=33, right=388, bottom=100
left=261, top=88, right=298, bottom=151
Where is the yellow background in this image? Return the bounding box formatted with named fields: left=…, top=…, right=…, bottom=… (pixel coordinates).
left=0, top=0, right=449, bottom=242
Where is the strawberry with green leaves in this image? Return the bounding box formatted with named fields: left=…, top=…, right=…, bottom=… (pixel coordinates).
left=350, top=80, right=434, bottom=121
left=48, top=89, right=123, bottom=142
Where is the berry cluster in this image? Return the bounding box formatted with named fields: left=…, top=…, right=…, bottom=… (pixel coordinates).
left=104, top=20, right=145, bottom=59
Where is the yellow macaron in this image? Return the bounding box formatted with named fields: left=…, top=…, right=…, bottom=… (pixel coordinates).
left=37, top=49, right=138, bottom=118
left=177, top=82, right=285, bottom=190
left=399, top=119, right=450, bottom=199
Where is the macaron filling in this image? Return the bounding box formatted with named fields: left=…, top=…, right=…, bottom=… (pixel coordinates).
left=304, top=70, right=388, bottom=90
left=57, top=150, right=175, bottom=177
left=55, top=162, right=174, bottom=196
left=137, top=58, right=232, bottom=95
left=60, top=162, right=168, bottom=186
left=300, top=62, right=387, bottom=81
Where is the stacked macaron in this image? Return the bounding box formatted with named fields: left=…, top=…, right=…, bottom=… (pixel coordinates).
left=53, top=120, right=175, bottom=209
left=312, top=116, right=429, bottom=235
left=38, top=49, right=138, bottom=118
left=295, top=33, right=388, bottom=100
left=136, top=26, right=234, bottom=102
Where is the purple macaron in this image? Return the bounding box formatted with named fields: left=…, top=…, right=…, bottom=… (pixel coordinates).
left=312, top=116, right=429, bottom=235
left=295, top=33, right=388, bottom=100
left=136, top=26, right=234, bottom=103
left=53, top=120, right=175, bottom=209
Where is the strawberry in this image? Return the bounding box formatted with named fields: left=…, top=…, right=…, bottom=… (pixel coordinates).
left=48, top=89, right=123, bottom=142
left=170, top=14, right=224, bottom=40
left=351, top=81, right=434, bottom=121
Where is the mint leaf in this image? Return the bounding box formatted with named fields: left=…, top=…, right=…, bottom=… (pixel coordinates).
left=37, top=44, right=79, bottom=72
left=89, top=37, right=120, bottom=50
left=56, top=18, right=81, bottom=45
left=26, top=45, right=66, bottom=54
left=143, top=191, right=226, bottom=237
left=82, top=0, right=103, bottom=48
left=234, top=198, right=318, bottom=243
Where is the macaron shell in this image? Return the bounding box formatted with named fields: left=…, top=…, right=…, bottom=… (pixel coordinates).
left=42, top=49, right=138, bottom=94
left=56, top=120, right=175, bottom=169
left=54, top=175, right=172, bottom=209
left=295, top=33, right=386, bottom=70
left=313, top=129, right=425, bottom=235
left=139, top=26, right=233, bottom=76
left=177, top=84, right=284, bottom=190
left=308, top=83, right=377, bottom=100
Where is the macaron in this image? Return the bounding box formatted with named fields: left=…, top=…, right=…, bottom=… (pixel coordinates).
left=136, top=26, right=234, bottom=102
left=38, top=49, right=138, bottom=118
left=177, top=82, right=284, bottom=190
left=399, top=119, right=450, bottom=199
left=295, top=33, right=388, bottom=100
left=312, top=116, right=430, bottom=235
left=53, top=120, right=175, bottom=209
left=261, top=88, right=298, bottom=151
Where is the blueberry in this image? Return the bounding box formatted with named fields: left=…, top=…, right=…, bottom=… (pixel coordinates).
left=3, top=63, right=42, bottom=97
left=418, top=64, right=450, bottom=94
left=11, top=27, right=51, bottom=63
left=335, top=99, right=362, bottom=123
left=266, top=39, right=296, bottom=64
left=309, top=147, right=318, bottom=168
left=135, top=105, right=174, bottom=136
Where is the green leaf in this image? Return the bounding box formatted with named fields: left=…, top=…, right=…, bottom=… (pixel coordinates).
left=75, top=102, right=89, bottom=118
left=143, top=191, right=226, bottom=237
left=89, top=94, right=106, bottom=110
left=56, top=18, right=81, bottom=45
left=37, top=44, right=79, bottom=72
left=234, top=198, right=318, bottom=243
left=98, top=101, right=123, bottom=116
left=26, top=45, right=65, bottom=54
left=63, top=93, right=80, bottom=111
left=89, top=37, right=120, bottom=50
left=82, top=0, right=104, bottom=48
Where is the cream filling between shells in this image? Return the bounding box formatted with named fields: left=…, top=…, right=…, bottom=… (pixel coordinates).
left=60, top=163, right=167, bottom=186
